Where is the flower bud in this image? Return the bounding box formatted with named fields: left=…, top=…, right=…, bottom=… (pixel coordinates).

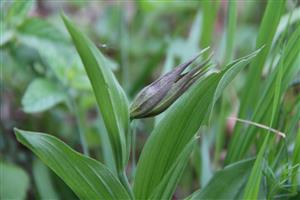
left=130, top=50, right=212, bottom=119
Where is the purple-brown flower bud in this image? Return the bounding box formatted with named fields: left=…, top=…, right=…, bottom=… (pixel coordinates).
left=130, top=50, right=212, bottom=119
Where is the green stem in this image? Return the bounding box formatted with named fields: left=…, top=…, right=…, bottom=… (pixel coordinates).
left=69, top=97, right=89, bottom=156
left=131, top=121, right=137, bottom=179
left=119, top=171, right=134, bottom=199
left=47, top=62, right=89, bottom=156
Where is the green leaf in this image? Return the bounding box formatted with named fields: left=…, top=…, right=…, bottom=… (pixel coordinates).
left=133, top=73, right=220, bottom=199
left=291, top=126, right=300, bottom=193
left=149, top=138, right=197, bottom=200
left=243, top=136, right=268, bottom=199
left=200, top=0, right=220, bottom=53
left=186, top=158, right=255, bottom=200
left=7, top=0, right=34, bottom=26
left=22, top=78, right=66, bottom=113
left=244, top=44, right=285, bottom=199
left=14, top=128, right=131, bottom=200
left=210, top=48, right=263, bottom=121
left=226, top=0, right=286, bottom=164
left=18, top=17, right=68, bottom=43
left=133, top=50, right=260, bottom=199
left=62, top=14, right=130, bottom=175
left=0, top=161, right=30, bottom=200
left=223, top=0, right=237, bottom=64
left=226, top=18, right=300, bottom=164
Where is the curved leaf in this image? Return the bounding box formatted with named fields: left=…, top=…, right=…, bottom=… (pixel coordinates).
left=14, top=128, right=131, bottom=200
left=133, top=72, right=220, bottom=199
left=62, top=15, right=130, bottom=174
left=133, top=50, right=260, bottom=199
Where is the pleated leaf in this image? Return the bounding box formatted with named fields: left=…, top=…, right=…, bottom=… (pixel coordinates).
left=62, top=15, right=130, bottom=173
left=14, top=128, right=131, bottom=200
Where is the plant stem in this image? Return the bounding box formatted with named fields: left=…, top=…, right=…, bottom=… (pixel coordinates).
left=119, top=171, right=134, bottom=199
left=69, top=97, right=89, bottom=156
left=131, top=120, right=137, bottom=179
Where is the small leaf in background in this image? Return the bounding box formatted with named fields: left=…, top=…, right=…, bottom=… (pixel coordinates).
left=22, top=78, right=66, bottom=113
left=18, top=17, right=68, bottom=43
left=62, top=15, right=130, bottom=177
left=6, top=0, right=34, bottom=26
left=33, top=159, right=59, bottom=200
left=186, top=158, right=255, bottom=200
left=0, top=161, right=30, bottom=200
left=14, top=128, right=131, bottom=200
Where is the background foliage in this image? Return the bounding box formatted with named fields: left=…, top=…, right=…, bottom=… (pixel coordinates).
left=1, top=0, right=300, bottom=199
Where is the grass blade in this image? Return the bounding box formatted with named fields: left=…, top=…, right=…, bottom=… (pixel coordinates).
left=223, top=0, right=237, bottom=64
left=200, top=0, right=220, bottom=54
left=243, top=135, right=269, bottom=199
left=226, top=15, right=300, bottom=164
left=244, top=33, right=285, bottom=198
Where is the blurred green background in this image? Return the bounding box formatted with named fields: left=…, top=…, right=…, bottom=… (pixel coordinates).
left=1, top=0, right=299, bottom=199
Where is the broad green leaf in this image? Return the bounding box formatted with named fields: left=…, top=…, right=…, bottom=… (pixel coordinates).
left=0, top=161, right=29, bottom=200
left=133, top=50, right=260, bottom=199
left=33, top=159, right=59, bottom=200
left=22, top=78, right=66, bottom=113
left=62, top=15, right=130, bottom=174
left=133, top=73, right=220, bottom=199
left=18, top=17, right=68, bottom=43
left=14, top=128, right=131, bottom=200
left=186, top=158, right=255, bottom=200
